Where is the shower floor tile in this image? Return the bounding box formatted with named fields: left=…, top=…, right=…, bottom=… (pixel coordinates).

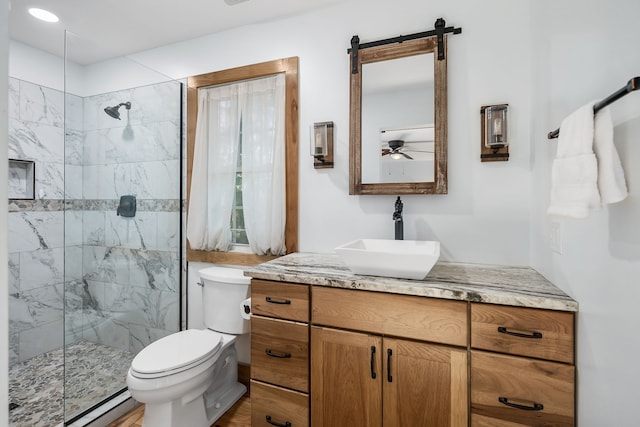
left=9, top=340, right=135, bottom=427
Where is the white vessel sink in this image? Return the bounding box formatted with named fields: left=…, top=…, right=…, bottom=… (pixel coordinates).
left=335, top=239, right=440, bottom=280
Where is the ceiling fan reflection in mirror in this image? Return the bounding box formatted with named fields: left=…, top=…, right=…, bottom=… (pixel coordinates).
left=381, top=139, right=434, bottom=160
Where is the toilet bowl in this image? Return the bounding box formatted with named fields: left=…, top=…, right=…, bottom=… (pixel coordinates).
left=126, top=266, right=250, bottom=427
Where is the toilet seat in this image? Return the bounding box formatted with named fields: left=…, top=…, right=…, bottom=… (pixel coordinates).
left=130, top=329, right=223, bottom=379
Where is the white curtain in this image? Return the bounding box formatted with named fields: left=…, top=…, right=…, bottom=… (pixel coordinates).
left=239, top=74, right=287, bottom=255
left=187, top=74, right=286, bottom=255
left=187, top=84, right=241, bottom=251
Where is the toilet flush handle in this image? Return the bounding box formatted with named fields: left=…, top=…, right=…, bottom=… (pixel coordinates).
left=197, top=281, right=204, bottom=287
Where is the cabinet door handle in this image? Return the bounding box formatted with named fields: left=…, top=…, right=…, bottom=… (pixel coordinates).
left=265, top=296, right=291, bottom=305
left=387, top=349, right=393, bottom=383
left=499, top=397, right=544, bottom=411
left=497, top=326, right=543, bottom=339
left=370, top=346, right=377, bottom=379
left=265, top=349, right=292, bottom=359
left=265, top=415, right=292, bottom=427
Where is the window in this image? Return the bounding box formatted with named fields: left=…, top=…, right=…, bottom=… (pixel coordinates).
left=186, top=57, right=299, bottom=265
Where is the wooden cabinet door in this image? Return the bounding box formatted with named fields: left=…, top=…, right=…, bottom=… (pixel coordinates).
left=383, top=338, right=468, bottom=427
left=311, top=327, right=382, bottom=427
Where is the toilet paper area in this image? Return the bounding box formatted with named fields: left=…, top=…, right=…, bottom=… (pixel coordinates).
left=240, top=298, right=252, bottom=320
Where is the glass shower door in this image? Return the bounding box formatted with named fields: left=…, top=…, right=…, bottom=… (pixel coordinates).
left=63, top=31, right=183, bottom=422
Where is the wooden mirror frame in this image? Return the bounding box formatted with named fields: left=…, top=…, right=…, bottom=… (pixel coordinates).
left=186, top=57, right=299, bottom=266
left=349, top=37, right=447, bottom=195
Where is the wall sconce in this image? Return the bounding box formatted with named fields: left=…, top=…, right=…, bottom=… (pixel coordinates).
left=311, top=121, right=334, bottom=169
left=480, top=104, right=509, bottom=162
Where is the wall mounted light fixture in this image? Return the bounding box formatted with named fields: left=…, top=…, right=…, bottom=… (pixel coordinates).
left=480, top=104, right=509, bottom=162
left=311, top=121, right=334, bottom=169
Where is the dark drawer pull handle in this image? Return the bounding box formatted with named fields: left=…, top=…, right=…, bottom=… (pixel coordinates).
left=266, top=415, right=292, bottom=427
left=387, top=349, right=393, bottom=383
left=370, top=346, right=377, bottom=379
left=499, top=397, right=544, bottom=411
left=497, top=326, right=543, bottom=339
left=265, top=349, right=291, bottom=359
left=266, top=296, right=291, bottom=305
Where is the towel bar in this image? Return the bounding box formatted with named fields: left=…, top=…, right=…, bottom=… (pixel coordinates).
left=548, top=76, right=640, bottom=139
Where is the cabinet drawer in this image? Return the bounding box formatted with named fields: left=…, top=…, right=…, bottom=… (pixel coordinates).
left=471, top=303, right=574, bottom=363
left=251, top=280, right=309, bottom=322
left=312, top=286, right=467, bottom=346
left=471, top=414, right=531, bottom=426
left=471, top=351, right=575, bottom=426
left=251, top=380, right=309, bottom=427
left=251, top=316, right=309, bottom=392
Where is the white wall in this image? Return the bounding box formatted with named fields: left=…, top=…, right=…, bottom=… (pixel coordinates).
left=118, top=0, right=534, bottom=266
left=530, top=0, right=640, bottom=425
left=9, top=40, right=64, bottom=92
left=1, top=0, right=10, bottom=424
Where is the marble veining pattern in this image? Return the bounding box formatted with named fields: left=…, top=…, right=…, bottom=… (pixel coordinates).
left=9, top=118, right=64, bottom=164
left=9, top=78, right=19, bottom=119
left=18, top=79, right=64, bottom=127
left=5, top=75, right=183, bottom=426
left=245, top=252, right=578, bottom=311
left=8, top=77, right=182, bottom=369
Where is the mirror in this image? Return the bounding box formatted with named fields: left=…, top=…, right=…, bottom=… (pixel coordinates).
left=349, top=36, right=448, bottom=195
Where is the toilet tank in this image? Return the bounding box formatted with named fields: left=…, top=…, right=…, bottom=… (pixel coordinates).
left=199, top=266, right=250, bottom=334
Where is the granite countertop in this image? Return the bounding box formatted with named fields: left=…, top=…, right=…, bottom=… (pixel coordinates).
left=244, top=252, right=578, bottom=312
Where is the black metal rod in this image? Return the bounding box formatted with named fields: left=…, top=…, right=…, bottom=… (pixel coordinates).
left=548, top=76, right=640, bottom=139
left=348, top=18, right=462, bottom=73
left=347, top=25, right=462, bottom=53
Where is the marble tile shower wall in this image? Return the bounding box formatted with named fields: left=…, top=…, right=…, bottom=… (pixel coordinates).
left=8, top=77, right=66, bottom=366
left=7, top=78, right=182, bottom=366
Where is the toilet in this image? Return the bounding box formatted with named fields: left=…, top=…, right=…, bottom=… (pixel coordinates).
left=126, top=266, right=250, bottom=427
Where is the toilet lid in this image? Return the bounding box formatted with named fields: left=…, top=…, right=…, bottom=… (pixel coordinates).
left=131, top=329, right=223, bottom=376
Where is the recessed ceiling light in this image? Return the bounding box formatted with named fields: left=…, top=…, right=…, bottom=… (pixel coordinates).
left=28, top=7, right=59, bottom=23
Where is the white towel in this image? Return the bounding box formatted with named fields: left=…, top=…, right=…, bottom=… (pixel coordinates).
left=547, top=102, right=628, bottom=218
left=593, top=107, right=628, bottom=204
left=547, top=102, right=601, bottom=218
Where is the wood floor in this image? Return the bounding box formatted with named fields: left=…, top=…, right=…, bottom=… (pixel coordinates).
left=108, top=395, right=251, bottom=427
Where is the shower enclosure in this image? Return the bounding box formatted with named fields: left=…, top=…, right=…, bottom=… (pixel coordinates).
left=7, top=31, right=183, bottom=425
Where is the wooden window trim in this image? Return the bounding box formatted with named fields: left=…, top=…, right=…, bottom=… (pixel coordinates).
left=186, top=57, right=299, bottom=266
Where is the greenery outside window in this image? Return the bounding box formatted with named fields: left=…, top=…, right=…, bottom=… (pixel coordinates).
left=231, top=128, right=249, bottom=245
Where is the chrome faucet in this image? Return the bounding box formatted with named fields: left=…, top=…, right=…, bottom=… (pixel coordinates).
left=393, top=196, right=403, bottom=240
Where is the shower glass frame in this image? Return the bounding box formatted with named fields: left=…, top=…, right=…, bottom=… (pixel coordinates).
left=63, top=30, right=184, bottom=424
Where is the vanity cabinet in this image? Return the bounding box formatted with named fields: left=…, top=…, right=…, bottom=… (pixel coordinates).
left=310, top=287, right=468, bottom=427
left=245, top=254, right=578, bottom=427
left=250, top=279, right=310, bottom=427
left=470, top=303, right=576, bottom=426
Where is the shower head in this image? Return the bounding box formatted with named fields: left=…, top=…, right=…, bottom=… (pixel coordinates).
left=104, top=102, right=131, bottom=120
